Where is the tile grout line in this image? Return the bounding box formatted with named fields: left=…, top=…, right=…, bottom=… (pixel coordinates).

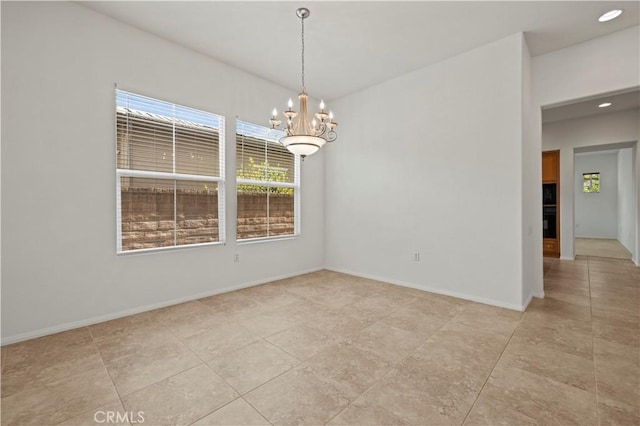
left=243, top=323, right=381, bottom=426
left=322, top=301, right=469, bottom=425
left=176, top=317, right=296, bottom=426
left=95, top=311, right=235, bottom=422
left=96, top=324, right=206, bottom=398
left=203, top=287, right=395, bottom=426
left=233, top=338, right=304, bottom=394
left=261, top=335, right=306, bottom=364
left=182, top=389, right=274, bottom=426
left=460, top=307, right=527, bottom=425
left=185, top=397, right=240, bottom=426
left=320, top=335, right=421, bottom=425
left=165, top=312, right=255, bottom=403
left=171, top=281, right=390, bottom=425
left=587, top=256, right=602, bottom=426
left=240, top=395, right=275, bottom=426
left=177, top=327, right=255, bottom=426
left=320, top=309, right=425, bottom=424
left=87, top=325, right=131, bottom=422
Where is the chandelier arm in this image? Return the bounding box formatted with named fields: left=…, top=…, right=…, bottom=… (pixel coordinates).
left=315, top=122, right=327, bottom=138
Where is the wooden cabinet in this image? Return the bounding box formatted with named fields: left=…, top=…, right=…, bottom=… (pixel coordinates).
left=543, top=239, right=558, bottom=255
left=542, top=151, right=558, bottom=182
left=542, top=150, right=560, bottom=258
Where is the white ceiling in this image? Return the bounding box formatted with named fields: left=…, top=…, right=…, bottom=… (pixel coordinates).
left=81, top=1, right=640, bottom=101
left=542, top=89, right=640, bottom=123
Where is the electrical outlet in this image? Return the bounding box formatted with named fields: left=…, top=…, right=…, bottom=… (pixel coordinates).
left=414, top=252, right=420, bottom=262
left=234, top=253, right=239, bottom=263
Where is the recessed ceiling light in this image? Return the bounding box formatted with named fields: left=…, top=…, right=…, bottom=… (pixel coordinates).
left=599, top=102, right=612, bottom=108
left=598, top=9, right=623, bottom=22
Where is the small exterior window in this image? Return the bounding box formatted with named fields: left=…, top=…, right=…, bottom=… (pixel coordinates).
left=583, top=173, right=600, bottom=193
left=116, top=90, right=225, bottom=253
left=236, top=120, right=300, bottom=241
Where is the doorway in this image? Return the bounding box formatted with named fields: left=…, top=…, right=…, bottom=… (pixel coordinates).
left=574, top=143, right=636, bottom=260
left=541, top=88, right=639, bottom=265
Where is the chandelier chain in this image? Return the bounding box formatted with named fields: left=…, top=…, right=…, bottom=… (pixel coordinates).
left=301, top=15, right=305, bottom=90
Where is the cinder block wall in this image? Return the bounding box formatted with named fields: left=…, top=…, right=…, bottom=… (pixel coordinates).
left=121, top=189, right=294, bottom=250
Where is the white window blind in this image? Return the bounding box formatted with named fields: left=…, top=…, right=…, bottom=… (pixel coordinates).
left=116, top=90, right=225, bottom=252
left=236, top=120, right=300, bottom=240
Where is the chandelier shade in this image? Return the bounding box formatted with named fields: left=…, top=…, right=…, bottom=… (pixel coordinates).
left=280, top=135, right=326, bottom=157
left=270, top=8, right=337, bottom=158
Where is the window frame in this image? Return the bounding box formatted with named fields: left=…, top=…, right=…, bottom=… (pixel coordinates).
left=115, top=89, right=226, bottom=254
left=582, top=172, right=600, bottom=193
left=236, top=120, right=301, bottom=243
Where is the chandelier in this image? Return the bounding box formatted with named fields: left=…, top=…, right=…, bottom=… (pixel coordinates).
left=270, top=8, right=337, bottom=158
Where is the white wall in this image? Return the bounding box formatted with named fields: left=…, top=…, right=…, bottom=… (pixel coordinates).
left=533, top=26, right=640, bottom=108
left=618, top=147, right=636, bottom=254
left=1, top=2, right=325, bottom=343
left=574, top=152, right=619, bottom=238
left=521, top=37, right=543, bottom=306
left=542, top=110, right=639, bottom=259
left=637, top=120, right=640, bottom=265
left=325, top=33, right=526, bottom=310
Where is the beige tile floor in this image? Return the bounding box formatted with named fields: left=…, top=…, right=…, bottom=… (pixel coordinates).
left=1, top=258, right=638, bottom=425
left=575, top=238, right=633, bottom=260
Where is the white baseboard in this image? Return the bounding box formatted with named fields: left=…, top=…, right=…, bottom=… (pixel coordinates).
left=325, top=267, right=526, bottom=312
left=575, top=235, right=617, bottom=239
left=560, top=256, right=575, bottom=261
left=522, top=293, right=534, bottom=311
left=1, top=266, right=323, bottom=346
left=522, top=290, right=545, bottom=311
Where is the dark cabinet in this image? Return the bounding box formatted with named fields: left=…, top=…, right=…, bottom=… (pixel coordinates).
left=542, top=150, right=560, bottom=258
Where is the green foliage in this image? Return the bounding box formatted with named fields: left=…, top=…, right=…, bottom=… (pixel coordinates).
left=583, top=173, right=600, bottom=193
left=237, top=157, right=293, bottom=194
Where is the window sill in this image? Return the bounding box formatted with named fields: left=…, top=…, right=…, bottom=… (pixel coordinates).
left=117, top=241, right=225, bottom=256
left=237, top=235, right=300, bottom=245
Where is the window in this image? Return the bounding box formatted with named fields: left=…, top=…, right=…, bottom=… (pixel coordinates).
left=583, top=172, right=600, bottom=193
left=116, top=90, right=225, bottom=253
left=236, top=120, right=299, bottom=240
